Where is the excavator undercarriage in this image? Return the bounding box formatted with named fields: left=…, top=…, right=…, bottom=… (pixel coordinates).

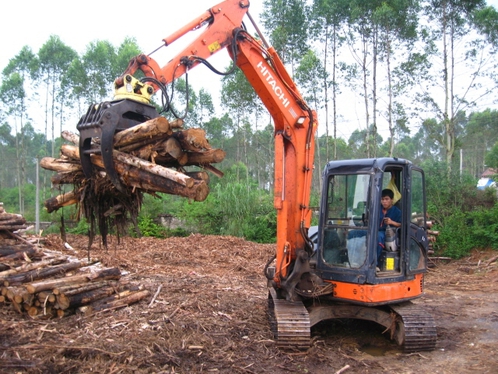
left=268, top=291, right=437, bottom=352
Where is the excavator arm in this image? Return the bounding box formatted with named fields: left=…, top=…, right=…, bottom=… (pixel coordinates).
left=82, top=0, right=318, bottom=299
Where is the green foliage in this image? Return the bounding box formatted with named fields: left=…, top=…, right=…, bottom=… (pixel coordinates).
left=178, top=170, right=276, bottom=243
left=133, top=215, right=166, bottom=239
left=425, top=160, right=497, bottom=258
left=68, top=219, right=90, bottom=235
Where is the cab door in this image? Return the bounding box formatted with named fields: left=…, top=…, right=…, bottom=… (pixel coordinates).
left=406, top=167, right=429, bottom=274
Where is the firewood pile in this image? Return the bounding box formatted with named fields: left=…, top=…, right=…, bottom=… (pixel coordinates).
left=0, top=203, right=28, bottom=232
left=39, top=117, right=226, bottom=246
left=0, top=208, right=149, bottom=318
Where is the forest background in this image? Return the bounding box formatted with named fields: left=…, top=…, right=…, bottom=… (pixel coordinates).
left=1, top=0, right=498, bottom=258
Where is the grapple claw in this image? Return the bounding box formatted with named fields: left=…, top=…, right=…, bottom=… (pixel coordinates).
left=76, top=99, right=159, bottom=192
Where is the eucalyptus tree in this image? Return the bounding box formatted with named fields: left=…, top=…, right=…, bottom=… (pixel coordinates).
left=1, top=46, right=38, bottom=213
left=345, top=0, right=381, bottom=158
left=462, top=108, right=498, bottom=176
left=373, top=0, right=419, bottom=157
left=113, top=37, right=142, bottom=78
left=37, top=36, right=77, bottom=157
left=220, top=64, right=263, bottom=181
left=420, top=0, right=497, bottom=172
left=196, top=88, right=215, bottom=125
left=261, top=0, right=310, bottom=73
left=0, top=123, right=17, bottom=189
left=309, top=0, right=349, bottom=162
left=295, top=49, right=329, bottom=190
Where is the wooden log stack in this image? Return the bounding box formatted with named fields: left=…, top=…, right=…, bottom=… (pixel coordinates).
left=0, top=230, right=149, bottom=317
left=0, top=203, right=28, bottom=232
left=40, top=117, right=226, bottom=213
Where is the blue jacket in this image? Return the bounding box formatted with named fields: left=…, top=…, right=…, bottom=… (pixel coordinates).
left=379, top=205, right=401, bottom=231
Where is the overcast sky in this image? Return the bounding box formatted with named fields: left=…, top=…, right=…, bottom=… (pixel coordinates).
left=2, top=0, right=498, bottom=139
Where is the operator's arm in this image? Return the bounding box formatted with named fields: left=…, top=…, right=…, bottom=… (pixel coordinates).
left=385, top=207, right=402, bottom=228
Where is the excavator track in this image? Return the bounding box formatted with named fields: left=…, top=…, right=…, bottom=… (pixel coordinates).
left=268, top=294, right=310, bottom=351
left=390, top=302, right=437, bottom=352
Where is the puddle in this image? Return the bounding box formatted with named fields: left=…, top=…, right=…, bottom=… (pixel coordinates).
left=360, top=344, right=391, bottom=356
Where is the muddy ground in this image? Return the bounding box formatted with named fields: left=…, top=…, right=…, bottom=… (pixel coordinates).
left=1, top=233, right=497, bottom=374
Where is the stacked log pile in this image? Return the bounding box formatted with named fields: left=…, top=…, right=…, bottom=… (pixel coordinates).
left=0, top=209, right=149, bottom=317
left=0, top=203, right=28, bottom=232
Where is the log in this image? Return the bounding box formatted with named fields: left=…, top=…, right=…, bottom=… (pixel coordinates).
left=184, top=171, right=210, bottom=182
left=25, top=267, right=121, bottom=294
left=185, top=149, right=226, bottom=164
left=125, top=174, right=209, bottom=201
left=169, top=118, right=184, bottom=129
left=0, top=245, right=34, bottom=258
left=0, top=213, right=24, bottom=222
left=81, top=289, right=150, bottom=313
left=40, top=157, right=82, bottom=173
left=0, top=256, right=68, bottom=279
left=53, top=280, right=118, bottom=296
left=153, top=137, right=188, bottom=165
left=198, top=164, right=224, bottom=178
left=44, top=190, right=81, bottom=213
left=113, top=117, right=172, bottom=148
left=3, top=261, right=83, bottom=286
left=0, top=247, right=40, bottom=262
left=172, top=128, right=211, bottom=151
left=112, top=149, right=194, bottom=188
left=0, top=218, right=27, bottom=227
left=51, top=172, right=84, bottom=185
left=60, top=144, right=195, bottom=189
left=61, top=130, right=80, bottom=145
left=56, top=285, right=116, bottom=310
left=131, top=144, right=154, bottom=160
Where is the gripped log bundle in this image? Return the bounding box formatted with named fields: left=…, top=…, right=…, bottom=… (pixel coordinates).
left=41, top=117, right=224, bottom=210
left=39, top=116, right=224, bottom=245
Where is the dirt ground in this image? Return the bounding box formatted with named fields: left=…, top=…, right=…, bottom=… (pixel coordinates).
left=1, top=233, right=497, bottom=374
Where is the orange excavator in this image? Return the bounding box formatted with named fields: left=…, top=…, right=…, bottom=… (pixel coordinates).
left=76, top=0, right=436, bottom=352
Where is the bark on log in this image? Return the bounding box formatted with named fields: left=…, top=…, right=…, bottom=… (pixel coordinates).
left=0, top=225, right=28, bottom=231
left=0, top=247, right=40, bottom=262
left=0, top=245, right=34, bottom=258
left=0, top=213, right=24, bottom=222
left=0, top=256, right=68, bottom=279
left=57, top=286, right=116, bottom=310
left=172, top=128, right=211, bottom=151
left=113, top=117, right=172, bottom=148
left=44, top=190, right=81, bottom=213
left=184, top=171, right=210, bottom=182
left=59, top=144, right=195, bottom=189
left=40, top=157, right=82, bottom=173
left=3, top=261, right=83, bottom=286
left=61, top=130, right=80, bottom=145
left=51, top=172, right=84, bottom=186
left=80, top=289, right=150, bottom=313
left=53, top=280, right=118, bottom=296
left=197, top=164, right=224, bottom=178
left=153, top=137, right=188, bottom=165
left=0, top=218, right=27, bottom=227
left=25, top=267, right=121, bottom=294
left=112, top=149, right=194, bottom=188
left=185, top=149, right=226, bottom=164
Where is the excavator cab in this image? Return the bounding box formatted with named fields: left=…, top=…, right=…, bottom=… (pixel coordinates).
left=273, top=158, right=436, bottom=352
left=314, top=158, right=429, bottom=301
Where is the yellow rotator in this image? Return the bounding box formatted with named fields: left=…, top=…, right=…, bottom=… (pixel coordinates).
left=114, top=74, right=154, bottom=104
